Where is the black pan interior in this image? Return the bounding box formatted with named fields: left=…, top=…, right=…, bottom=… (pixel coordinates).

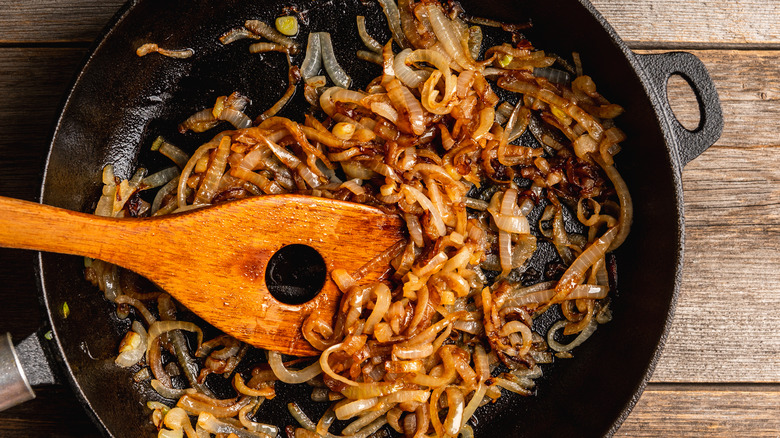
left=39, top=0, right=682, bottom=436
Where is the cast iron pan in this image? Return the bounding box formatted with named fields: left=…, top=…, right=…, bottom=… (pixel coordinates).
left=30, top=0, right=722, bottom=436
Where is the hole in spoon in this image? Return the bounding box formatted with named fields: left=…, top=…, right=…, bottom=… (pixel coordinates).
left=265, top=244, right=326, bottom=305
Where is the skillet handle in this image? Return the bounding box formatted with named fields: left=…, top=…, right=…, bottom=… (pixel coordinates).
left=0, top=331, right=59, bottom=412
left=0, top=333, right=35, bottom=411
left=637, top=52, right=723, bottom=168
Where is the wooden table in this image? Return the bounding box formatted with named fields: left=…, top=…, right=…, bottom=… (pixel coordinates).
left=1, top=0, right=778, bottom=436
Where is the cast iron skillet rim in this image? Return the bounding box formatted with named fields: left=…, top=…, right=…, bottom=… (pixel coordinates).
left=37, top=1, right=141, bottom=436
left=35, top=0, right=688, bottom=437
left=574, top=0, right=686, bottom=435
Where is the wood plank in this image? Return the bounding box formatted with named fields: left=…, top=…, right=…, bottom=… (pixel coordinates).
left=617, top=388, right=780, bottom=436
left=0, top=386, right=101, bottom=438
left=0, top=48, right=87, bottom=201
left=0, top=0, right=778, bottom=47
left=652, top=226, right=780, bottom=382
left=0, top=0, right=124, bottom=44
left=593, top=0, right=780, bottom=48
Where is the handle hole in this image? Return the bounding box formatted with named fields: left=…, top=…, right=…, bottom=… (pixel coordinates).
left=265, top=244, right=326, bottom=305
left=666, top=74, right=702, bottom=132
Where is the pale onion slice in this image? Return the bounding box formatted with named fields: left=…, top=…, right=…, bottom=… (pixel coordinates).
left=153, top=138, right=190, bottom=169
left=341, top=404, right=393, bottom=435
left=151, top=379, right=186, bottom=400
left=393, top=342, right=434, bottom=359
left=547, top=318, right=598, bottom=353
left=405, top=213, right=424, bottom=247
left=145, top=320, right=203, bottom=365
left=318, top=33, right=352, bottom=89
left=377, top=0, right=410, bottom=49
left=115, top=320, right=147, bottom=368
left=386, top=79, right=425, bottom=135
left=319, top=343, right=360, bottom=386
left=177, top=140, right=219, bottom=208
left=364, top=284, right=391, bottom=334
left=394, top=49, right=427, bottom=88
left=341, top=381, right=406, bottom=400
left=503, top=284, right=608, bottom=307
left=555, top=227, right=618, bottom=299
left=219, top=108, right=252, bottom=129
left=194, top=135, right=231, bottom=205
left=300, top=33, right=322, bottom=80
left=443, top=387, right=465, bottom=436
left=459, top=382, right=486, bottom=432
left=267, top=350, right=322, bottom=384
left=499, top=320, right=533, bottom=356
left=356, top=16, right=383, bottom=52
left=334, top=397, right=378, bottom=420
left=141, top=166, right=179, bottom=189
left=197, top=412, right=270, bottom=438
left=424, top=4, right=472, bottom=70
left=369, top=100, right=399, bottom=124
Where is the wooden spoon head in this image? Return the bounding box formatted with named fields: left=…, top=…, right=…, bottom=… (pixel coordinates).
left=130, top=195, right=405, bottom=356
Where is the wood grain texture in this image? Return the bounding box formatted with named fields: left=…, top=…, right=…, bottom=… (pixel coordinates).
left=592, top=0, right=780, bottom=47
left=638, top=50, right=780, bottom=382
left=0, top=0, right=124, bottom=44
left=0, top=48, right=87, bottom=341
left=0, top=48, right=87, bottom=202
left=0, top=386, right=101, bottom=438
left=1, top=0, right=779, bottom=47
left=616, top=387, right=780, bottom=436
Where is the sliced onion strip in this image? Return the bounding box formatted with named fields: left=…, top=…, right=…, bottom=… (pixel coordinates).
left=268, top=350, right=322, bottom=384
left=318, top=32, right=352, bottom=89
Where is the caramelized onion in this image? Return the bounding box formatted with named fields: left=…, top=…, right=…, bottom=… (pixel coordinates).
left=402, top=185, right=446, bottom=236
left=556, top=228, right=618, bottom=295
left=136, top=43, right=194, bottom=59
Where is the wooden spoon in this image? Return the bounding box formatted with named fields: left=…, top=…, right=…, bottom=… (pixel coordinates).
left=0, top=195, right=405, bottom=356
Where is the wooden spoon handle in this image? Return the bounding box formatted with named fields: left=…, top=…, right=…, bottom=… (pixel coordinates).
left=0, top=196, right=141, bottom=262
left=0, top=195, right=406, bottom=356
